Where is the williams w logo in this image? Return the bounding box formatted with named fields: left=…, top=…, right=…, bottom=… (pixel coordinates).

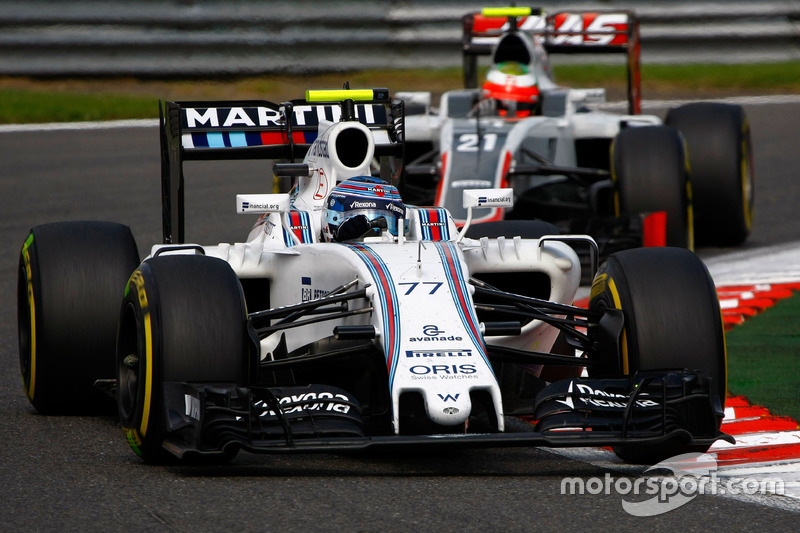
left=438, top=394, right=460, bottom=402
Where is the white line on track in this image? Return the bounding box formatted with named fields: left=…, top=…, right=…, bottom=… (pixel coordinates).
left=702, top=241, right=800, bottom=286
left=604, top=93, right=800, bottom=112
left=0, top=118, right=158, bottom=133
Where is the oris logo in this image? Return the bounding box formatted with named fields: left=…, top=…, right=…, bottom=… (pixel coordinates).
left=409, top=364, right=477, bottom=375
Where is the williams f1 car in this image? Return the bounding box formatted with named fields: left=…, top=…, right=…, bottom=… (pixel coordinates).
left=18, top=87, right=731, bottom=465
left=401, top=7, right=754, bottom=257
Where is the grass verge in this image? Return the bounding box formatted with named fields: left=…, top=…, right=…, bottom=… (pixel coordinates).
left=2, top=62, right=800, bottom=124
left=726, top=292, right=800, bottom=420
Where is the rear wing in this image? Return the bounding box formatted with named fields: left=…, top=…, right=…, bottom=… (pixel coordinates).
left=462, top=8, right=641, bottom=114
left=159, top=90, right=405, bottom=243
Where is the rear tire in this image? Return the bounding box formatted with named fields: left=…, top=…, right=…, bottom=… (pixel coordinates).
left=117, top=255, right=250, bottom=464
left=666, top=102, right=753, bottom=246
left=612, top=126, right=693, bottom=249
left=18, top=221, right=139, bottom=414
left=588, top=247, right=726, bottom=463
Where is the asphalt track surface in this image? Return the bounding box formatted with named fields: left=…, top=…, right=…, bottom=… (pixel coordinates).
left=1, top=101, right=799, bottom=531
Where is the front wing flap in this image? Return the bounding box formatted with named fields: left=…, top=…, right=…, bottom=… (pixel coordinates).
left=157, top=370, right=731, bottom=459
left=533, top=371, right=726, bottom=439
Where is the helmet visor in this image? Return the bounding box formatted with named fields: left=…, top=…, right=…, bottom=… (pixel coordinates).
left=330, top=208, right=399, bottom=237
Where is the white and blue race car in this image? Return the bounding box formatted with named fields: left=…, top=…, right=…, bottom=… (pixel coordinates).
left=18, top=87, right=731, bottom=465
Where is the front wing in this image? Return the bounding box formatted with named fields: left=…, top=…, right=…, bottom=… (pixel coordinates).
left=157, top=370, right=731, bottom=459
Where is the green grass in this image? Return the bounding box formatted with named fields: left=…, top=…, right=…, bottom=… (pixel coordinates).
left=0, top=89, right=158, bottom=124
left=556, top=61, right=800, bottom=92
left=726, top=292, right=800, bottom=420
left=2, top=62, right=800, bottom=124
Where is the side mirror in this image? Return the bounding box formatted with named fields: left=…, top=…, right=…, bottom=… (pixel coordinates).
left=236, top=193, right=305, bottom=245
left=456, top=188, right=514, bottom=242
left=236, top=194, right=292, bottom=214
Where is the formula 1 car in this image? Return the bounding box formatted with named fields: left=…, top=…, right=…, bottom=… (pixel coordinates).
left=18, top=87, right=731, bottom=466
left=401, top=7, right=754, bottom=257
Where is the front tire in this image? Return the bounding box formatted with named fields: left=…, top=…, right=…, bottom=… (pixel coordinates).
left=117, top=255, right=250, bottom=463
left=588, top=247, right=726, bottom=463
left=18, top=221, right=139, bottom=414
left=612, top=126, right=693, bottom=249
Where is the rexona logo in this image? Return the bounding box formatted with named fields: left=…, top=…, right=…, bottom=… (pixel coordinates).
left=351, top=201, right=377, bottom=209
left=408, top=325, right=464, bottom=343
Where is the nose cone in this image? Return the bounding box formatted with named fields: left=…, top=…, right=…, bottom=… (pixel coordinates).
left=424, top=389, right=472, bottom=426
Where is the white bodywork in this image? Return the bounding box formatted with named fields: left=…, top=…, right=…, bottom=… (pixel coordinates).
left=152, top=118, right=583, bottom=434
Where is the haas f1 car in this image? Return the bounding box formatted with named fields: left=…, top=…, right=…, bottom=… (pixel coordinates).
left=401, top=7, right=754, bottom=256
left=18, top=88, right=731, bottom=465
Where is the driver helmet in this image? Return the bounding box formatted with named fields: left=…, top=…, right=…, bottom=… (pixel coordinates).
left=325, top=176, right=405, bottom=241
left=481, top=61, right=540, bottom=118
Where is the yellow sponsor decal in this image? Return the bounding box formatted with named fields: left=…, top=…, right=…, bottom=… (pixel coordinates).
left=482, top=7, right=532, bottom=17
left=305, top=89, right=375, bottom=102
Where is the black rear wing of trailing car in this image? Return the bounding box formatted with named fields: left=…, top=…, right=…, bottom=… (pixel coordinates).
left=462, top=8, right=642, bottom=114
left=159, top=89, right=406, bottom=244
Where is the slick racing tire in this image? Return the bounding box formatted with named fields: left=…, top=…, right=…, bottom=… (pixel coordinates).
left=612, top=126, right=693, bottom=249
left=588, top=247, right=726, bottom=464
left=18, top=221, right=140, bottom=415
left=117, top=255, right=249, bottom=464
left=665, top=102, right=754, bottom=246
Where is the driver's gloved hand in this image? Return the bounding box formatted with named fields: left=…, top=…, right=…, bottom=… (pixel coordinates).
left=468, top=97, right=498, bottom=118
